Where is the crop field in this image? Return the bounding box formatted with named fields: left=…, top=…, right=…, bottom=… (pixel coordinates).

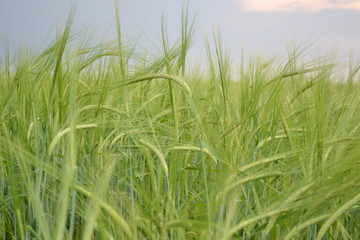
left=1, top=8, right=360, bottom=240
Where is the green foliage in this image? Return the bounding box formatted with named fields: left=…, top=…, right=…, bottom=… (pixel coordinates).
left=1, top=6, right=360, bottom=240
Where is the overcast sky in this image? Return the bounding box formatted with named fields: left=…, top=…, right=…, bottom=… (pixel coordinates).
left=1, top=0, right=360, bottom=64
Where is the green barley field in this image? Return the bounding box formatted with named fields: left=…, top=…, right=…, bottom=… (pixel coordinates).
left=1, top=7, right=360, bottom=240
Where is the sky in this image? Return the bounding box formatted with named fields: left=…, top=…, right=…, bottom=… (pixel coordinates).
left=241, top=0, right=360, bottom=12
left=1, top=0, right=360, bottom=65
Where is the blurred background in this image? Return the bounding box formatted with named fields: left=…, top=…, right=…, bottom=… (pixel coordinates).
left=1, top=0, right=360, bottom=66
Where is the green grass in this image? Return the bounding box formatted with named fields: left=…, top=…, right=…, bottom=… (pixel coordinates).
left=1, top=7, right=360, bottom=240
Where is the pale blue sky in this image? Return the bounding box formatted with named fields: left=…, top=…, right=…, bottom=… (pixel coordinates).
left=1, top=0, right=360, bottom=63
